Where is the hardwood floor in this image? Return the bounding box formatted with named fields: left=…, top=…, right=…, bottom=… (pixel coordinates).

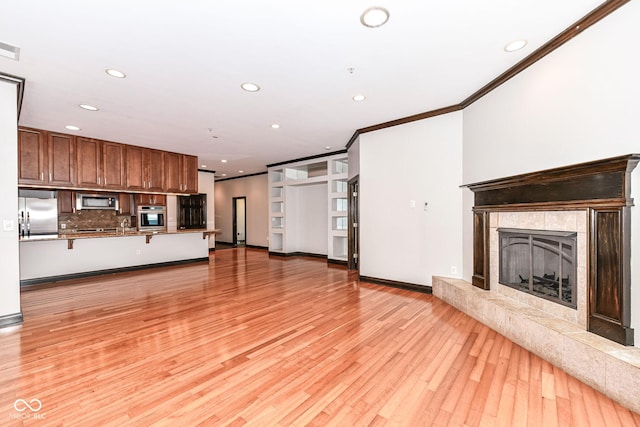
left=1, top=248, right=639, bottom=426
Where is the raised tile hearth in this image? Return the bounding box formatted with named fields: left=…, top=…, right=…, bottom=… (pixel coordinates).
left=433, top=276, right=640, bottom=414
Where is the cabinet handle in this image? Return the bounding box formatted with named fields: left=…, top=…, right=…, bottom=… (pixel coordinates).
left=49, top=173, right=52, bottom=182
left=98, top=177, right=101, bottom=185
left=41, top=172, right=44, bottom=181
left=105, top=178, right=107, bottom=186
left=143, top=181, right=146, bottom=188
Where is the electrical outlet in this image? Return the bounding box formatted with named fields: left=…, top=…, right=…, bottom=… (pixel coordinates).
left=136, top=249, right=141, bottom=255
left=60, top=223, right=66, bottom=229
left=450, top=266, right=457, bottom=275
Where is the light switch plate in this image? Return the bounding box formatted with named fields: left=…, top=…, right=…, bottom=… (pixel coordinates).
left=3, top=219, right=15, bottom=232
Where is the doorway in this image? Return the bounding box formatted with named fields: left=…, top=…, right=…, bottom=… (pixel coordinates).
left=348, top=176, right=359, bottom=271
left=232, top=196, right=246, bottom=247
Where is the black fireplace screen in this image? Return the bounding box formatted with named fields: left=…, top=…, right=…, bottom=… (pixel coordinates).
left=498, top=228, right=577, bottom=308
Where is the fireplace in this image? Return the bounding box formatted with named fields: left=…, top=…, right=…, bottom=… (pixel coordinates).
left=498, top=228, right=577, bottom=308
left=465, top=154, right=640, bottom=346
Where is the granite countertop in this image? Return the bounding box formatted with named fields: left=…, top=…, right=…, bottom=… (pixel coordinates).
left=19, top=229, right=221, bottom=242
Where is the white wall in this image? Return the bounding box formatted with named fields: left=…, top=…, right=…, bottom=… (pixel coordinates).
left=214, top=174, right=269, bottom=247
left=359, top=111, right=463, bottom=286
left=462, top=1, right=640, bottom=345
left=348, top=138, right=359, bottom=180
left=198, top=171, right=216, bottom=249
left=236, top=198, right=245, bottom=241
left=0, top=80, right=21, bottom=322
left=286, top=183, right=328, bottom=255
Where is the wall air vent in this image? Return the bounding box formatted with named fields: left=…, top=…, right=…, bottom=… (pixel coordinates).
left=0, top=41, right=20, bottom=61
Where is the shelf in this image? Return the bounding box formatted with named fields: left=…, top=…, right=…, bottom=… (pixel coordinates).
left=285, top=175, right=328, bottom=187
left=271, top=217, right=284, bottom=228
left=270, top=233, right=284, bottom=251
left=331, top=198, right=347, bottom=212
left=271, top=187, right=284, bottom=198
left=332, top=216, right=347, bottom=231
left=332, top=235, right=348, bottom=259
left=332, top=179, right=348, bottom=193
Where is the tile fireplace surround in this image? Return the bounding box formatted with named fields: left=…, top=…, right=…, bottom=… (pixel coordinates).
left=435, top=154, right=640, bottom=413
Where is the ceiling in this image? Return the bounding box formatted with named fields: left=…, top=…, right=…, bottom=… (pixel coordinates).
left=0, top=0, right=606, bottom=179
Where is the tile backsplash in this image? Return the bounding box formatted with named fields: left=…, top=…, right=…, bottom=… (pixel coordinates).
left=59, top=209, right=135, bottom=231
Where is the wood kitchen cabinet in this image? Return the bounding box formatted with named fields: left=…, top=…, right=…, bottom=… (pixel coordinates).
left=77, top=138, right=125, bottom=190
left=119, top=193, right=133, bottom=215
left=165, top=152, right=198, bottom=194
left=18, top=128, right=76, bottom=187
left=18, top=128, right=47, bottom=185
left=57, top=190, right=76, bottom=213
left=20, top=126, right=198, bottom=194
left=102, top=141, right=126, bottom=189
left=135, top=193, right=166, bottom=206
left=76, top=137, right=102, bottom=188
left=126, top=146, right=164, bottom=192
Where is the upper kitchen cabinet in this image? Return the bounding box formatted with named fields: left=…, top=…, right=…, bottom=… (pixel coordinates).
left=47, top=132, right=76, bottom=187
left=18, top=128, right=76, bottom=187
left=102, top=141, right=126, bottom=189
left=76, top=138, right=125, bottom=190
left=18, top=128, right=47, bottom=185
left=165, top=152, right=198, bottom=194
left=126, top=146, right=164, bottom=192
left=76, top=137, right=102, bottom=189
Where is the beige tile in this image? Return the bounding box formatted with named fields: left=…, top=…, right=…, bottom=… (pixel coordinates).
left=561, top=337, right=607, bottom=390
left=489, top=212, right=497, bottom=227
left=576, top=210, right=588, bottom=233
left=605, top=356, right=640, bottom=414
left=528, top=321, right=564, bottom=368
left=545, top=211, right=577, bottom=231
left=567, top=331, right=625, bottom=353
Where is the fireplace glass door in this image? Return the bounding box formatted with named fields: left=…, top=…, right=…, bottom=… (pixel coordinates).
left=498, top=228, right=577, bottom=308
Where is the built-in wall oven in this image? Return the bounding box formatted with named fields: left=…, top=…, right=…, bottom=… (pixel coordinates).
left=138, top=206, right=167, bottom=232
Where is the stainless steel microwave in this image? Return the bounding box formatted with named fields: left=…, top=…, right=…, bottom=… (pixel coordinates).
left=76, top=193, right=119, bottom=210
left=138, top=206, right=167, bottom=231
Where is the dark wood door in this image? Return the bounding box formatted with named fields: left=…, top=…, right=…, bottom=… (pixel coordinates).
left=164, top=152, right=182, bottom=193
left=76, top=137, right=101, bottom=188
left=147, top=149, right=165, bottom=192
left=48, top=133, right=75, bottom=186
left=125, top=145, right=146, bottom=191
left=18, top=128, right=47, bottom=185
left=182, top=155, right=199, bottom=193
left=102, top=141, right=126, bottom=189
left=348, top=177, right=359, bottom=270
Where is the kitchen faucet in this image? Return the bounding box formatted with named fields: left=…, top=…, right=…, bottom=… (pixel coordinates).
left=121, top=218, right=129, bottom=234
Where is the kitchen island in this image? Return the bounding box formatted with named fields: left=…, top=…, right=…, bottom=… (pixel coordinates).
left=19, top=229, right=220, bottom=286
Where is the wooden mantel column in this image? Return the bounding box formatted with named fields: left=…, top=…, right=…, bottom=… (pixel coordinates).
left=463, top=154, right=640, bottom=346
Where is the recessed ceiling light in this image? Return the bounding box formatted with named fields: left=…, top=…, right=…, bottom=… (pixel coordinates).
left=241, top=82, right=260, bottom=92
left=271, top=124, right=280, bottom=129
left=201, top=164, right=207, bottom=168
left=360, top=7, right=390, bottom=28
left=65, top=125, right=81, bottom=131
left=221, top=159, right=228, bottom=163
left=238, top=170, right=244, bottom=173
left=221, top=173, right=227, bottom=177
left=325, top=146, right=331, bottom=150
left=504, top=40, right=527, bottom=52
left=353, top=94, right=366, bottom=102
left=79, top=104, right=99, bottom=111
left=105, top=69, right=126, bottom=78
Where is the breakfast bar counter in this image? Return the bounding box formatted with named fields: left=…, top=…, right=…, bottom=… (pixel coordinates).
left=19, top=229, right=221, bottom=286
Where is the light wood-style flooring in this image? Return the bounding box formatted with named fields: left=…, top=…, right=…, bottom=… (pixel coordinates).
left=1, top=248, right=638, bottom=426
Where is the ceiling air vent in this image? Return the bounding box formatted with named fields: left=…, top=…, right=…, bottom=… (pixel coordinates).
left=0, top=41, right=20, bottom=60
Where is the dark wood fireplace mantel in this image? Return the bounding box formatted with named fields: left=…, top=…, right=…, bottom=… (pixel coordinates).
left=463, top=154, right=640, bottom=346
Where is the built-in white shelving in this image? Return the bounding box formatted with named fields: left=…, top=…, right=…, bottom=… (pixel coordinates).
left=267, top=153, right=348, bottom=263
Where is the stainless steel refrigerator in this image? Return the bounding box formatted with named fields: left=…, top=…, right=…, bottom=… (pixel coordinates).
left=18, top=189, right=58, bottom=237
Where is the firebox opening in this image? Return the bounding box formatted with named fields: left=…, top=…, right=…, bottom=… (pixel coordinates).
left=498, top=228, right=577, bottom=309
